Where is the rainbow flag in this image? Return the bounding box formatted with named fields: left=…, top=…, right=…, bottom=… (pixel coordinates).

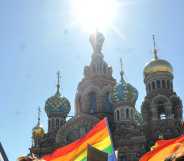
left=140, top=135, right=184, bottom=161
left=42, top=118, right=116, bottom=161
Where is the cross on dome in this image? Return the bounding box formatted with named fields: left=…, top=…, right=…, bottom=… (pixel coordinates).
left=56, top=71, right=61, bottom=96
left=152, top=34, right=158, bottom=60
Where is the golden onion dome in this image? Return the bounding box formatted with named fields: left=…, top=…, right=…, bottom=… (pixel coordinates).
left=32, top=124, right=45, bottom=138
left=144, top=58, right=173, bottom=76
left=144, top=35, right=173, bottom=76
left=32, top=107, right=45, bottom=138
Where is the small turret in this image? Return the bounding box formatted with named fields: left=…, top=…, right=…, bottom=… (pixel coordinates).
left=111, top=58, right=138, bottom=122
left=32, top=107, right=44, bottom=147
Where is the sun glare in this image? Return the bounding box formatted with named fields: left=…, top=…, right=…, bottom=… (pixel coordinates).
left=71, top=0, right=118, bottom=33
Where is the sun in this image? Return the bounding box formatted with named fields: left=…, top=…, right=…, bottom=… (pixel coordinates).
left=70, top=0, right=118, bottom=33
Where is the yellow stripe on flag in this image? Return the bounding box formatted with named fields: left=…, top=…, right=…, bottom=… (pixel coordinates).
left=74, top=136, right=111, bottom=161
left=51, top=128, right=109, bottom=161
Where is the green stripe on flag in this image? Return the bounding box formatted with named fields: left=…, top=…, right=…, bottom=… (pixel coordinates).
left=80, top=145, right=113, bottom=161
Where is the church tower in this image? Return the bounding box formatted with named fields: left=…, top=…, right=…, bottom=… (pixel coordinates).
left=32, top=108, right=45, bottom=148
left=75, top=32, right=116, bottom=121
left=141, top=35, right=183, bottom=146
left=111, top=59, right=145, bottom=161
left=112, top=58, right=138, bottom=123
left=45, top=72, right=71, bottom=133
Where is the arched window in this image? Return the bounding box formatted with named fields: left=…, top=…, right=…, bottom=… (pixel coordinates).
left=171, top=82, right=173, bottom=91
left=162, top=80, right=166, bottom=88
left=156, top=80, right=161, bottom=88
left=56, top=119, right=59, bottom=128
left=157, top=101, right=166, bottom=120
left=117, top=110, right=120, bottom=121
left=104, top=92, right=113, bottom=112
left=121, top=109, right=125, bottom=119
left=148, top=83, right=151, bottom=92
left=126, top=109, right=129, bottom=119
left=152, top=81, right=156, bottom=90
left=146, top=85, right=149, bottom=93
left=167, top=80, right=170, bottom=89
left=89, top=92, right=97, bottom=113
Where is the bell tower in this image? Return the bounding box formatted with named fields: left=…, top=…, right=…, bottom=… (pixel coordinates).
left=141, top=35, right=183, bottom=147
left=75, top=32, right=116, bottom=121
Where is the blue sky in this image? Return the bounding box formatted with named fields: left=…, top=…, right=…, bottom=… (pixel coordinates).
left=0, top=0, right=184, bottom=160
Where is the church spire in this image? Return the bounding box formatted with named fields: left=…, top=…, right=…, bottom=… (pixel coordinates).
left=56, top=71, right=61, bottom=96
left=37, top=107, right=41, bottom=126
left=152, top=34, right=158, bottom=60
left=120, top=58, right=125, bottom=83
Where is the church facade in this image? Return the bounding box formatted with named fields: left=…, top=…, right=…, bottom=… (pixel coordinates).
left=30, top=33, right=183, bottom=161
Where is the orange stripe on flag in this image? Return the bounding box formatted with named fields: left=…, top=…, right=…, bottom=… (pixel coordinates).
left=140, top=135, right=184, bottom=161
left=42, top=118, right=111, bottom=161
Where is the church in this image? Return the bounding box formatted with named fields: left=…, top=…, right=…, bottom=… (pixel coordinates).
left=29, top=32, right=183, bottom=161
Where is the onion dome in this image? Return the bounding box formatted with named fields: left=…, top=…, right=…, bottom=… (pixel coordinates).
left=144, top=35, right=173, bottom=76
left=45, top=72, right=71, bottom=116
left=112, top=59, right=138, bottom=106
left=32, top=124, right=45, bottom=138
left=144, top=59, right=173, bottom=76
left=32, top=108, right=45, bottom=138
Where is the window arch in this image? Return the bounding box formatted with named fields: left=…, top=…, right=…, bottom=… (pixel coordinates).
left=162, top=80, right=166, bottom=88
left=156, top=80, right=161, bottom=89
left=152, top=81, right=156, bottom=90
left=148, top=83, right=151, bottom=92
left=167, top=80, right=170, bottom=89
left=126, top=109, right=129, bottom=119
left=104, top=92, right=112, bottom=112
left=89, top=92, right=97, bottom=113
left=56, top=119, right=59, bottom=128
left=121, top=109, right=125, bottom=120
left=157, top=101, right=166, bottom=120
left=171, top=82, right=173, bottom=91
left=117, top=110, right=120, bottom=121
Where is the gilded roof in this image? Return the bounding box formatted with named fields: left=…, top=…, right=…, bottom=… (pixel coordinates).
left=144, top=59, right=173, bottom=76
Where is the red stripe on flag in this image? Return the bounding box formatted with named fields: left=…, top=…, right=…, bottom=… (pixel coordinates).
left=140, top=135, right=184, bottom=161
left=42, top=118, right=107, bottom=160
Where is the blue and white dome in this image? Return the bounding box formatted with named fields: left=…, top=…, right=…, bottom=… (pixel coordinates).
left=45, top=73, right=71, bottom=116
left=45, top=94, right=71, bottom=114
left=112, top=65, right=138, bottom=106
